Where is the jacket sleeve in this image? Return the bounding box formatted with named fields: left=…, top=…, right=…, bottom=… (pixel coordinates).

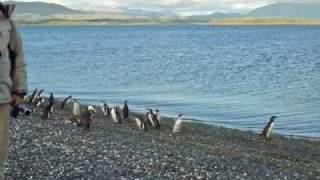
left=9, top=20, right=28, bottom=97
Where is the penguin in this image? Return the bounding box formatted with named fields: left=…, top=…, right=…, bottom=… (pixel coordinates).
left=146, top=109, right=155, bottom=127
left=61, top=95, right=72, bottom=109
left=33, top=89, right=44, bottom=103
left=100, top=100, right=110, bottom=117
left=28, top=88, right=38, bottom=104
left=260, top=116, right=277, bottom=140
left=79, top=105, right=96, bottom=130
left=31, top=89, right=45, bottom=107
left=155, top=109, right=162, bottom=123
left=41, top=93, right=55, bottom=120
left=146, top=109, right=160, bottom=128
left=143, top=111, right=152, bottom=128
left=88, top=105, right=97, bottom=114
left=173, top=113, right=183, bottom=133
left=73, top=99, right=81, bottom=117
left=23, top=94, right=30, bottom=103
left=111, top=106, right=121, bottom=124
left=49, top=92, right=54, bottom=110
left=32, top=96, right=42, bottom=107
left=123, top=100, right=129, bottom=119
left=35, top=96, right=45, bottom=107
left=135, top=117, right=146, bottom=131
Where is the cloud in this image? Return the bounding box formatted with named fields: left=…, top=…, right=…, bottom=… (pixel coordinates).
left=13, top=0, right=320, bottom=14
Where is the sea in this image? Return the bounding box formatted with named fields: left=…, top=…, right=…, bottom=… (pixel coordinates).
left=21, top=25, right=320, bottom=138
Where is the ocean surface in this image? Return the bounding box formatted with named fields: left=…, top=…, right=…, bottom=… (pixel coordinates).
left=21, top=25, right=320, bottom=138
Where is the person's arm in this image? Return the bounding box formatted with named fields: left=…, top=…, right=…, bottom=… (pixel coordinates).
left=9, top=20, right=27, bottom=104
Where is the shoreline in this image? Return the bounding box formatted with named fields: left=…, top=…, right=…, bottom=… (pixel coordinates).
left=19, top=23, right=320, bottom=27
left=57, top=97, right=320, bottom=141
left=16, top=20, right=320, bottom=27
left=5, top=99, right=320, bottom=179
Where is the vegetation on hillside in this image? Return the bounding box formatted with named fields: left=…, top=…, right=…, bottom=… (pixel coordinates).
left=211, top=18, right=320, bottom=25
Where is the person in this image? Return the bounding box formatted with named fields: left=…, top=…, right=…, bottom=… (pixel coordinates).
left=0, top=3, right=27, bottom=179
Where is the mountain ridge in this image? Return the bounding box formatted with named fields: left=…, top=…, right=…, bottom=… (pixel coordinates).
left=4, top=1, right=320, bottom=23
left=5, top=1, right=81, bottom=16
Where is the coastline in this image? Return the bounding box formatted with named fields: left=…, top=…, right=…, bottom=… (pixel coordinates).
left=211, top=18, right=320, bottom=26
left=16, top=18, right=320, bottom=26
left=6, top=100, right=320, bottom=179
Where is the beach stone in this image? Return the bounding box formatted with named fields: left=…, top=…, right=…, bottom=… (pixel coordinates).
left=4, top=103, right=320, bottom=179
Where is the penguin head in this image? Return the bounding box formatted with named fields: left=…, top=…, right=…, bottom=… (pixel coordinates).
left=50, top=92, right=54, bottom=97
left=124, top=100, right=128, bottom=104
left=270, top=116, right=277, bottom=122
left=39, top=89, right=44, bottom=94
left=146, top=109, right=153, bottom=113
left=155, top=109, right=160, bottom=113
left=115, top=106, right=121, bottom=112
left=177, top=113, right=183, bottom=118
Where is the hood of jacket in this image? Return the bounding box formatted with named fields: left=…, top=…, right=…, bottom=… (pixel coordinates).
left=0, top=3, right=15, bottom=18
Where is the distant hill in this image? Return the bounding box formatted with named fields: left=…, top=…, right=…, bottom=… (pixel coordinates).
left=188, top=2, right=320, bottom=21
left=5, top=1, right=81, bottom=16
left=187, top=12, right=243, bottom=22
left=247, top=3, right=320, bottom=19
left=212, top=18, right=320, bottom=25
left=120, top=8, right=178, bottom=18
left=4, top=1, right=320, bottom=25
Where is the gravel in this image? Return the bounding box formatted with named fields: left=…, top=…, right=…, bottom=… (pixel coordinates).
left=5, top=103, right=320, bottom=179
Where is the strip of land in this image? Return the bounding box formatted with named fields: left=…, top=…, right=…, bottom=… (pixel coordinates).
left=211, top=18, right=320, bottom=25
left=6, top=101, right=320, bottom=179
left=15, top=17, right=320, bottom=26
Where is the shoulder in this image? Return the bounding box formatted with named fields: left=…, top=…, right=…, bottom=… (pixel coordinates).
left=0, top=18, right=12, bottom=41
left=0, top=18, right=12, bottom=30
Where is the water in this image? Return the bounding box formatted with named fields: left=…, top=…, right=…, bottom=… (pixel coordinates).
left=21, top=25, right=320, bottom=138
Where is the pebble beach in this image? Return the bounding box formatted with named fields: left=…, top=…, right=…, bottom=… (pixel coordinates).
left=5, top=102, right=320, bottom=179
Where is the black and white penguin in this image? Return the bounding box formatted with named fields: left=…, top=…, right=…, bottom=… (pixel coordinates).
left=260, top=116, right=277, bottom=140
left=135, top=117, right=146, bottom=131
left=143, top=111, right=152, bottom=128
left=111, top=106, right=121, bottom=124
left=88, top=105, right=96, bottom=113
left=79, top=105, right=96, bottom=130
left=32, top=95, right=43, bottom=107
left=146, top=109, right=160, bottom=129
left=61, top=95, right=72, bottom=109
left=34, top=89, right=44, bottom=103
left=73, top=99, right=81, bottom=117
left=28, top=88, right=38, bottom=104
left=173, top=113, right=183, bottom=133
left=123, top=100, right=129, bottom=119
left=100, top=100, right=110, bottom=117
left=35, top=96, right=45, bottom=107
left=41, top=93, right=55, bottom=120
left=31, top=89, right=45, bottom=107
left=155, top=109, right=162, bottom=123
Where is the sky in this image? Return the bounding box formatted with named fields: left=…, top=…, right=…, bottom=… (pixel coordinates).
left=12, top=0, right=320, bottom=15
